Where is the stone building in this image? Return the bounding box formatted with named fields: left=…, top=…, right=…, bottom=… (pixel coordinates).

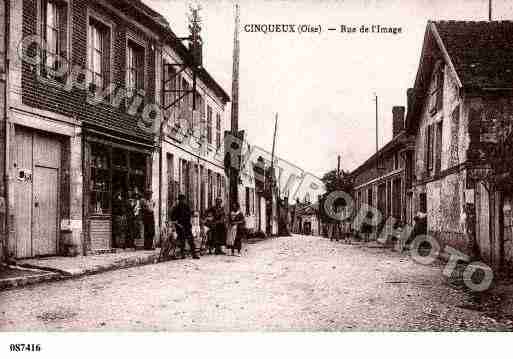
left=406, top=20, right=513, bottom=270
left=0, top=0, right=229, bottom=261
left=290, top=199, right=320, bottom=236
left=351, top=106, right=415, bottom=236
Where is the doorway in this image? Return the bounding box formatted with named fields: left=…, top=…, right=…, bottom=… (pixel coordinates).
left=12, top=126, right=61, bottom=258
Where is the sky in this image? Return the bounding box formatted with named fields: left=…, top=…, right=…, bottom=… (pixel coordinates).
left=144, top=0, right=513, bottom=178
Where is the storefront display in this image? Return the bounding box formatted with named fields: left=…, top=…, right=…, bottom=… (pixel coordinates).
left=85, top=137, right=151, bottom=251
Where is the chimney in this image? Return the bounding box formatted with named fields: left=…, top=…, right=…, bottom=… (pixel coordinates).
left=407, top=88, right=415, bottom=114
left=392, top=106, right=405, bottom=137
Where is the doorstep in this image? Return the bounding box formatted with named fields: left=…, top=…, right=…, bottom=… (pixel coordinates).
left=13, top=249, right=160, bottom=281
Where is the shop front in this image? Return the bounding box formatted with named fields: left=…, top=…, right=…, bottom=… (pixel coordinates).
left=84, top=133, right=153, bottom=252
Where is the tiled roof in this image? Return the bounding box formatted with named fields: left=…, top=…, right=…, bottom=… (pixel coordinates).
left=433, top=20, right=513, bottom=89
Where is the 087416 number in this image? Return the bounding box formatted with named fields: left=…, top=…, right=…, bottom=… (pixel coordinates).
left=10, top=344, right=41, bottom=352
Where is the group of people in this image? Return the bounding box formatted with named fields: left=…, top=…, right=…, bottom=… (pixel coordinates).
left=169, top=195, right=246, bottom=259
left=112, top=188, right=155, bottom=250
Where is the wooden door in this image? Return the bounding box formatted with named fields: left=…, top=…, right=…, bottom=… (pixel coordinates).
left=12, top=127, right=61, bottom=258
left=33, top=166, right=59, bottom=256
left=13, top=128, right=34, bottom=258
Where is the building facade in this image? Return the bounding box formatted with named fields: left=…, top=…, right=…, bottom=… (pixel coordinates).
left=1, top=0, right=229, bottom=261
left=158, top=37, right=229, bottom=230
left=406, top=21, right=513, bottom=271
left=351, top=106, right=415, bottom=237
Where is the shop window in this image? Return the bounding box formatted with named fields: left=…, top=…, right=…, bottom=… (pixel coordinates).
left=90, top=144, right=111, bottom=215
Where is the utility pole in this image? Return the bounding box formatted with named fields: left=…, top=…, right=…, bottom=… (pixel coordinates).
left=337, top=154, right=341, bottom=180
left=375, top=93, right=378, bottom=155
left=270, top=113, right=278, bottom=171
left=489, top=0, right=492, bottom=21
left=228, top=3, right=241, bottom=209
left=375, top=93, right=379, bottom=170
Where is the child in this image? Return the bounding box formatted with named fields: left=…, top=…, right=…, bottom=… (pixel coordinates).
left=191, top=211, right=202, bottom=258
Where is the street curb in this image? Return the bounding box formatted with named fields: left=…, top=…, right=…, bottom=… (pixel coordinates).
left=0, top=270, right=62, bottom=291
left=3, top=253, right=161, bottom=291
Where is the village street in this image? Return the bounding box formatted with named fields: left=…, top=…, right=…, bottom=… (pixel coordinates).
left=0, top=236, right=510, bottom=331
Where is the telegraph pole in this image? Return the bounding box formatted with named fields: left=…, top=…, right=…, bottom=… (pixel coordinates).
left=489, top=0, right=492, bottom=21
left=228, top=3, right=241, bottom=209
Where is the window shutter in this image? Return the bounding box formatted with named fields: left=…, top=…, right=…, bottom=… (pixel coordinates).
left=435, top=121, right=443, bottom=174
left=58, top=4, right=67, bottom=60
left=424, top=125, right=430, bottom=176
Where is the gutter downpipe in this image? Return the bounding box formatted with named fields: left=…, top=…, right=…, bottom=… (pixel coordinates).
left=3, top=0, right=10, bottom=263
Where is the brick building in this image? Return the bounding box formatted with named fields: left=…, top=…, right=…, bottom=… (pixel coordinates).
left=406, top=20, right=513, bottom=270
left=0, top=0, right=229, bottom=261
left=351, top=105, right=415, bottom=236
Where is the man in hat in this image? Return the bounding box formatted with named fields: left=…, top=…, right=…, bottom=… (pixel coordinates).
left=171, top=194, right=199, bottom=259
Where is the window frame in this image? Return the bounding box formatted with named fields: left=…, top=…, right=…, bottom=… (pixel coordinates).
left=86, top=10, right=114, bottom=97
left=125, top=33, right=147, bottom=99
left=429, top=61, right=444, bottom=115
left=38, top=0, right=71, bottom=83
left=207, top=105, right=213, bottom=145
left=216, top=112, right=221, bottom=149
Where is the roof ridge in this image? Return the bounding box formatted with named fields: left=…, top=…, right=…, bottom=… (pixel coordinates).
left=433, top=19, right=513, bottom=24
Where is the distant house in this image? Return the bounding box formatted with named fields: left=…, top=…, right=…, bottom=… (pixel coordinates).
left=291, top=199, right=320, bottom=236
left=406, top=20, right=513, bottom=270
left=350, top=106, right=415, bottom=238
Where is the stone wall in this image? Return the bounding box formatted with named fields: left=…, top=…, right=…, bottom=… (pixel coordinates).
left=413, top=61, right=470, bottom=253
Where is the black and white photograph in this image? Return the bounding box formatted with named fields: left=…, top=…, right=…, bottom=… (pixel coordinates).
left=0, top=0, right=513, bottom=354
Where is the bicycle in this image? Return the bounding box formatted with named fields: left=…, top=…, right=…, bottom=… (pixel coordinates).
left=159, top=221, right=179, bottom=262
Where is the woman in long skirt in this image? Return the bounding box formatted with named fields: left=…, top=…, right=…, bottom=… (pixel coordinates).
left=229, top=202, right=246, bottom=256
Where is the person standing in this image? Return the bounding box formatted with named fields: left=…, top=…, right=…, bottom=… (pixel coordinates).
left=171, top=194, right=199, bottom=259
left=132, top=189, right=144, bottom=249
left=125, top=190, right=137, bottom=249
left=142, top=190, right=156, bottom=250
left=208, top=197, right=227, bottom=255
left=229, top=202, right=245, bottom=256
left=112, top=191, right=128, bottom=248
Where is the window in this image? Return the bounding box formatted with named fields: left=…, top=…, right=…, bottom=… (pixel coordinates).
left=217, top=173, right=222, bottom=198
left=126, top=40, right=144, bottom=97
left=392, top=179, right=402, bottom=220
left=419, top=193, right=427, bottom=214
left=208, top=169, right=213, bottom=208
left=367, top=188, right=373, bottom=207
left=216, top=113, right=221, bottom=149
left=41, top=0, right=68, bottom=79
left=246, top=187, right=250, bottom=216
left=163, top=63, right=176, bottom=113
left=88, top=19, right=110, bottom=92
left=167, top=154, right=175, bottom=221
left=393, top=153, right=399, bottom=170
left=181, top=79, right=192, bottom=131
left=429, top=62, right=444, bottom=114
left=435, top=121, right=443, bottom=174
left=207, top=105, right=213, bottom=144
left=426, top=124, right=435, bottom=173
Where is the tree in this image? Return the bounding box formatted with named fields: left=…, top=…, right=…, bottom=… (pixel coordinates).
left=319, top=169, right=354, bottom=225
